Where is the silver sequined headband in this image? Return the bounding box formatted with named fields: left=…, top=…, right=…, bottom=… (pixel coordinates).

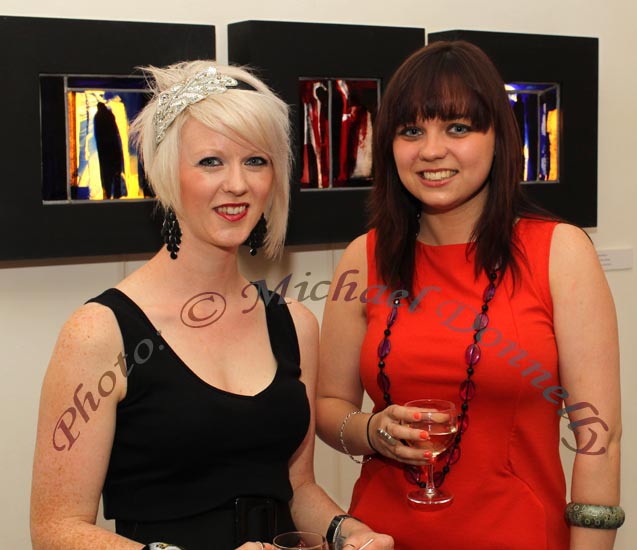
left=153, top=66, right=253, bottom=145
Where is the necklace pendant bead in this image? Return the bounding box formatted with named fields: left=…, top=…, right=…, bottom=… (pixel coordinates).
left=378, top=338, right=391, bottom=358
left=465, top=343, right=481, bottom=365
left=449, top=446, right=461, bottom=465
left=405, top=465, right=420, bottom=485
left=460, top=414, right=469, bottom=433
left=377, top=371, right=391, bottom=393
left=483, top=283, right=496, bottom=301
left=387, top=307, right=398, bottom=326
left=474, top=312, right=489, bottom=330
left=460, top=379, right=476, bottom=401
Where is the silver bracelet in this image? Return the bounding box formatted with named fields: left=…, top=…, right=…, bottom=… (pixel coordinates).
left=338, top=410, right=372, bottom=464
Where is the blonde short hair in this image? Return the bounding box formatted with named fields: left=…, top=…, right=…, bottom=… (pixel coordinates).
left=132, top=60, right=291, bottom=258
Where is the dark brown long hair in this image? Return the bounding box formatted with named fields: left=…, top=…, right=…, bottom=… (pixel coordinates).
left=369, top=40, right=552, bottom=295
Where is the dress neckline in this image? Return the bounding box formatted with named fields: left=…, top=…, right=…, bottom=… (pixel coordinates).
left=106, top=287, right=281, bottom=399
left=414, top=218, right=528, bottom=249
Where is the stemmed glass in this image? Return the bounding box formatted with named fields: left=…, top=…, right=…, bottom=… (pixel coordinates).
left=273, top=531, right=328, bottom=550
left=404, top=398, right=458, bottom=509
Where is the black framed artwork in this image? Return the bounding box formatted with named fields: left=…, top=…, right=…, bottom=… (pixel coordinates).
left=0, top=16, right=216, bottom=261
left=429, top=30, right=599, bottom=227
left=228, top=21, right=425, bottom=245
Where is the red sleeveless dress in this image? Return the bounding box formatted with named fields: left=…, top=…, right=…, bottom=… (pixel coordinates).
left=350, top=218, right=569, bottom=549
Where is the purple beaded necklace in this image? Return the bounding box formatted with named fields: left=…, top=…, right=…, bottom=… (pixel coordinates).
left=376, top=269, right=499, bottom=489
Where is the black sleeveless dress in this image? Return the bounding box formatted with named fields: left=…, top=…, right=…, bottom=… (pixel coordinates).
left=87, top=287, right=310, bottom=550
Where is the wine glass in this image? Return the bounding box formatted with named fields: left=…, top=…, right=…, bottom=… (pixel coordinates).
left=273, top=531, right=328, bottom=550
left=404, top=398, right=458, bottom=509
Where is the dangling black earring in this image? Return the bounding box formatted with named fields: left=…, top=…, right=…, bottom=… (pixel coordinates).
left=161, top=207, right=182, bottom=260
left=244, top=214, right=267, bottom=256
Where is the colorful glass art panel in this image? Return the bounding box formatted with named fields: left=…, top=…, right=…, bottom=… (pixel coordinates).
left=299, top=78, right=379, bottom=189
left=41, top=75, right=151, bottom=202
left=300, top=79, right=330, bottom=188
left=506, top=82, right=560, bottom=183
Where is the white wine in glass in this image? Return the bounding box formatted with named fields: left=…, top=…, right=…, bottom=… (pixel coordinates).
left=404, top=398, right=458, bottom=509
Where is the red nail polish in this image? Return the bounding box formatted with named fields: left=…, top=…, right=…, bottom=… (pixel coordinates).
left=413, top=412, right=421, bottom=420
left=423, top=450, right=433, bottom=459
left=419, top=431, right=429, bottom=440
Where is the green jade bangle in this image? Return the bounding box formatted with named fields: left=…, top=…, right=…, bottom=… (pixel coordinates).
left=565, top=502, right=625, bottom=529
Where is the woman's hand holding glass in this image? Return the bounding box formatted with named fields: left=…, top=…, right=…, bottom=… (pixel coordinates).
left=368, top=405, right=434, bottom=466
left=369, top=400, right=458, bottom=508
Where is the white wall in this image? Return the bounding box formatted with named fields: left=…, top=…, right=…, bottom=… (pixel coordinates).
left=1, top=0, right=635, bottom=547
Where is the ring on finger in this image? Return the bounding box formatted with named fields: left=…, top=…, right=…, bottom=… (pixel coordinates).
left=256, top=542, right=265, bottom=550
left=377, top=427, right=398, bottom=446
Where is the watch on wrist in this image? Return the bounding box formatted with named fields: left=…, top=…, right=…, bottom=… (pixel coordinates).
left=142, top=543, right=185, bottom=550
left=326, top=514, right=356, bottom=544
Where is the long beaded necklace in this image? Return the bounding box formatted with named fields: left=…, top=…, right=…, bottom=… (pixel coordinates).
left=376, top=268, right=498, bottom=489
